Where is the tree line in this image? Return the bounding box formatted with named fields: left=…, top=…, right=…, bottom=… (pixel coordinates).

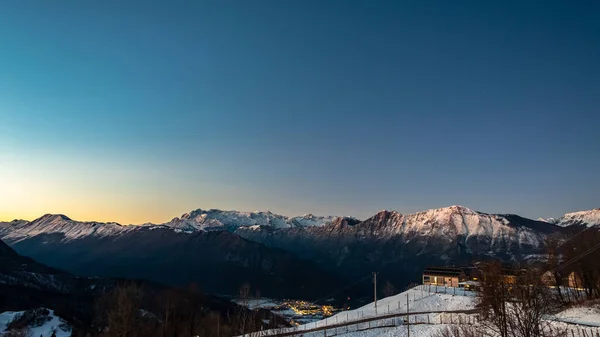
left=69, top=282, right=286, bottom=337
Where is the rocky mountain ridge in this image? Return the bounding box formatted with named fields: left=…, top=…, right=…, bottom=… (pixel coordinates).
left=1, top=205, right=592, bottom=240
left=0, top=205, right=594, bottom=300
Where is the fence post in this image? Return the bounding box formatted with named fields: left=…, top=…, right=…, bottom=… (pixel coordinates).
left=428, top=314, right=430, bottom=324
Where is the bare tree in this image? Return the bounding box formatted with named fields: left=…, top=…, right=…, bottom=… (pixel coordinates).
left=545, top=234, right=568, bottom=304
left=234, top=283, right=261, bottom=336
left=507, top=269, right=560, bottom=337
left=157, top=288, right=180, bottom=337
left=477, top=261, right=510, bottom=337
left=95, top=282, right=142, bottom=337
left=477, top=261, right=563, bottom=337
left=383, top=281, right=397, bottom=298
left=434, top=324, right=480, bottom=337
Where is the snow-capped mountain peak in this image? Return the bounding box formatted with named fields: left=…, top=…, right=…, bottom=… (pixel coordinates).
left=3, top=206, right=598, bottom=246
left=38, top=213, right=72, bottom=223
left=0, top=214, right=128, bottom=242
left=164, top=208, right=338, bottom=231
left=555, top=208, right=600, bottom=228
left=353, top=205, right=548, bottom=248
left=434, top=205, right=477, bottom=215
left=537, top=217, right=558, bottom=224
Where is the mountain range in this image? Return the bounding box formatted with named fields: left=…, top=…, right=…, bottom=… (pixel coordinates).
left=1, top=206, right=598, bottom=301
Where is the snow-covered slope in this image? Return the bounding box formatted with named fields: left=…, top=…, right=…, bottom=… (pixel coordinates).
left=553, top=304, right=600, bottom=327
left=0, top=214, right=132, bottom=242
left=304, top=285, right=475, bottom=330
left=249, top=285, right=476, bottom=336
left=251, top=285, right=600, bottom=337
left=0, top=309, right=71, bottom=337
left=554, top=209, right=600, bottom=228
left=360, top=205, right=548, bottom=246
left=162, top=209, right=338, bottom=231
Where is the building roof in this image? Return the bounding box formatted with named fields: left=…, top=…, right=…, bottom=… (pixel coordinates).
left=423, top=267, right=467, bottom=277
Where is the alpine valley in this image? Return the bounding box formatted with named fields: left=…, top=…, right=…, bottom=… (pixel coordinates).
left=1, top=206, right=599, bottom=302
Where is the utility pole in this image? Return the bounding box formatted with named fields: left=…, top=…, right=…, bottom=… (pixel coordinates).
left=407, top=293, right=410, bottom=337
left=373, top=272, right=378, bottom=312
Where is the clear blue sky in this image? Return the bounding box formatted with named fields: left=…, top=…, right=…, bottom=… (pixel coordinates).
left=1, top=0, right=598, bottom=223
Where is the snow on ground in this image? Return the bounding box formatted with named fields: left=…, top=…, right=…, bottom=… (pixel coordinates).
left=556, top=209, right=600, bottom=228
left=233, top=298, right=330, bottom=325
left=240, top=285, right=477, bottom=336
left=553, top=304, right=600, bottom=327
left=333, top=323, right=447, bottom=337
left=299, top=285, right=476, bottom=330
left=0, top=309, right=71, bottom=337
left=166, top=209, right=338, bottom=231
left=241, top=286, right=600, bottom=337
left=234, top=298, right=280, bottom=310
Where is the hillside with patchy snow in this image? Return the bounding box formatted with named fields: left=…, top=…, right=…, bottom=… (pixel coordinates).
left=0, top=309, right=71, bottom=337
left=235, top=206, right=565, bottom=287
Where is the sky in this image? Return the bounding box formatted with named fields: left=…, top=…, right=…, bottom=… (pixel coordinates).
left=0, top=0, right=599, bottom=224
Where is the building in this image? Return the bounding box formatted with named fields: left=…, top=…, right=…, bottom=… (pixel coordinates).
left=422, top=267, right=469, bottom=288
left=541, top=269, right=584, bottom=289
left=422, top=266, right=483, bottom=290
left=567, top=271, right=584, bottom=288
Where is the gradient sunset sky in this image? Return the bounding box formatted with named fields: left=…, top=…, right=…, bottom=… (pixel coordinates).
left=1, top=1, right=599, bottom=224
